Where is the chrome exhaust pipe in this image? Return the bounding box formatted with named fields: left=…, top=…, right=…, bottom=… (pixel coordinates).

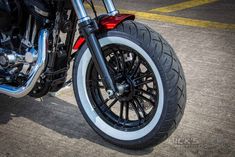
left=0, top=29, right=48, bottom=98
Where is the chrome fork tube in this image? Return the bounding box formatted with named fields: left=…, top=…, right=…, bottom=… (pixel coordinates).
left=71, top=0, right=91, bottom=23
left=71, top=0, right=119, bottom=22
left=0, top=29, right=48, bottom=98
left=102, top=0, right=119, bottom=16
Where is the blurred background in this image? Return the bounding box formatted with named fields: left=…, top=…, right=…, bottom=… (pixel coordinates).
left=94, top=0, right=235, bottom=24
left=0, top=0, right=234, bottom=157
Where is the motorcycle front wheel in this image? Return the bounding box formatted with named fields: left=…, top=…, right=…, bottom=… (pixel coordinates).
left=73, top=20, right=186, bottom=149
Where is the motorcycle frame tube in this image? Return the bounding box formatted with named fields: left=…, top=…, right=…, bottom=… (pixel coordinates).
left=0, top=29, right=48, bottom=98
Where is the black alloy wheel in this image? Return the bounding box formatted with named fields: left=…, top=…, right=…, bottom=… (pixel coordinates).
left=86, top=44, right=159, bottom=131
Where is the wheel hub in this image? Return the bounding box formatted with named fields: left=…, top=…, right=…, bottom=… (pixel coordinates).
left=117, top=76, right=136, bottom=101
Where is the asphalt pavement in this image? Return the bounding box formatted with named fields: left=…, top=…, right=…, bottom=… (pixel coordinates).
left=0, top=0, right=235, bottom=157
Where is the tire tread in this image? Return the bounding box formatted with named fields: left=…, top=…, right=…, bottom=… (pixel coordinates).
left=113, top=20, right=186, bottom=148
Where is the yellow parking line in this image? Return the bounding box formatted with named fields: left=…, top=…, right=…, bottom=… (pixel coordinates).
left=123, top=9, right=235, bottom=30
left=85, top=5, right=235, bottom=30
left=149, top=0, right=219, bottom=13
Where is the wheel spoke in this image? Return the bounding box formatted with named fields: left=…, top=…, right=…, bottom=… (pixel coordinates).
left=127, top=52, right=137, bottom=72
left=107, top=62, right=117, bottom=74
left=135, top=94, right=155, bottom=106
left=120, top=102, right=124, bottom=119
left=134, top=79, right=154, bottom=87
left=100, top=98, right=110, bottom=111
left=133, top=71, right=153, bottom=81
left=130, top=101, right=141, bottom=120
left=136, top=88, right=155, bottom=98
left=112, top=50, right=122, bottom=72
left=108, top=98, right=118, bottom=109
left=103, top=98, right=110, bottom=105
left=119, top=51, right=127, bottom=73
left=130, top=60, right=141, bottom=78
left=98, top=85, right=105, bottom=89
left=134, top=98, right=146, bottom=118
left=147, top=87, right=158, bottom=92
left=125, top=102, right=129, bottom=120
left=107, top=51, right=119, bottom=72
left=97, top=77, right=102, bottom=81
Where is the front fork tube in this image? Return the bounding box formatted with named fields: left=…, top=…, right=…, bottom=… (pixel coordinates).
left=82, top=21, right=117, bottom=96
left=71, top=0, right=118, bottom=97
